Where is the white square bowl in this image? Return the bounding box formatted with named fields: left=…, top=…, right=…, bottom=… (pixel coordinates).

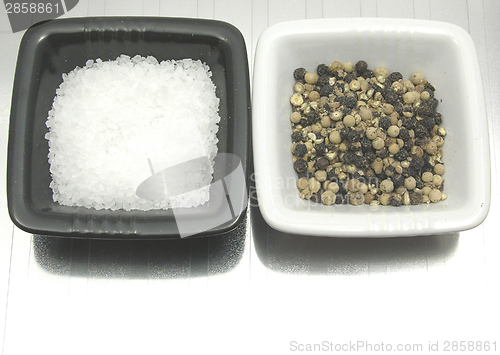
left=252, top=18, right=490, bottom=237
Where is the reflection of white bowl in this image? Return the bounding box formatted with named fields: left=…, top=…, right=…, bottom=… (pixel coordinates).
left=252, top=18, right=490, bottom=237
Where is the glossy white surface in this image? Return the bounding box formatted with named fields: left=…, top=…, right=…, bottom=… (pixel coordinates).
left=1, top=1, right=499, bottom=355
left=253, top=18, right=490, bottom=237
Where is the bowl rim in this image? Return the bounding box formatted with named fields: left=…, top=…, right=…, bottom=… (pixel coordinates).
left=252, top=17, right=491, bottom=237
left=7, top=16, right=252, bottom=239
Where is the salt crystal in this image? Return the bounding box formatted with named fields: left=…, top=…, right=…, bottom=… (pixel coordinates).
left=46, top=55, right=220, bottom=211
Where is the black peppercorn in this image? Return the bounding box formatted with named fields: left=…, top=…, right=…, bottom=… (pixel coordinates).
left=315, top=143, right=328, bottom=157
left=361, top=69, right=374, bottom=79
left=320, top=85, right=333, bottom=97
left=402, top=116, right=417, bottom=130
left=327, top=170, right=338, bottom=182
left=293, top=67, right=307, bottom=81
left=393, top=102, right=404, bottom=115
left=389, top=194, right=403, bottom=206
left=422, top=116, right=436, bottom=131
left=310, top=192, right=321, bottom=203
left=350, top=171, right=362, bottom=180
left=415, top=176, right=424, bottom=189
left=297, top=171, right=309, bottom=179
left=376, top=148, right=388, bottom=159
left=355, top=60, right=368, bottom=74
left=414, top=124, right=428, bottom=138
left=403, top=104, right=413, bottom=116
left=404, top=139, right=415, bottom=150
left=299, top=118, right=308, bottom=127
left=399, top=127, right=410, bottom=141
left=323, top=103, right=331, bottom=112
left=356, top=156, right=369, bottom=169
left=393, top=174, right=405, bottom=189
left=384, top=165, right=396, bottom=177
left=317, top=64, right=329, bottom=77
left=293, top=159, right=308, bottom=173
left=410, top=192, right=424, bottom=205
left=383, top=88, right=398, bottom=104
left=347, top=129, right=362, bottom=143
left=410, top=156, right=424, bottom=171
left=307, top=111, right=320, bottom=125
left=343, top=151, right=357, bottom=165
left=344, top=96, right=357, bottom=109
left=335, top=194, right=344, bottom=204
left=394, top=148, right=409, bottom=161
left=360, top=137, right=372, bottom=152
left=316, top=157, right=329, bottom=170
left=434, top=112, right=443, bottom=125
left=344, top=73, right=355, bottom=83
left=365, top=151, right=376, bottom=164
left=425, top=82, right=436, bottom=92
left=379, top=116, right=392, bottom=130
left=317, top=75, right=330, bottom=87
left=389, top=72, right=403, bottom=82
left=417, top=99, right=438, bottom=117
left=295, top=143, right=307, bottom=158
left=291, top=131, right=302, bottom=143
left=340, top=128, right=350, bottom=141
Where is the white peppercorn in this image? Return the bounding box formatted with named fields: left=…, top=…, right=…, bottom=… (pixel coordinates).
left=327, top=182, right=340, bottom=193
left=422, top=171, right=433, bottom=182
left=309, top=91, right=320, bottom=102
left=290, top=93, right=303, bottom=106
left=321, top=116, right=331, bottom=128
left=380, top=179, right=394, bottom=193
left=293, top=82, right=305, bottom=94
left=343, top=62, right=354, bottom=73
left=425, top=141, right=438, bottom=155
left=382, top=103, right=394, bottom=114
left=410, top=71, right=425, bottom=85
left=305, top=72, right=319, bottom=84
left=387, top=125, right=400, bottom=138
left=297, top=178, right=308, bottom=190
left=421, top=186, right=431, bottom=195
left=331, top=110, right=343, bottom=121
left=315, top=170, right=327, bottom=182
left=434, top=163, right=445, bottom=175
left=429, top=188, right=442, bottom=202
left=379, top=193, right=391, bottom=205
left=366, top=127, right=377, bottom=140
left=372, top=137, right=385, bottom=150
left=308, top=177, right=321, bottom=193
left=388, top=143, right=400, bottom=155
left=420, top=91, right=430, bottom=100
left=374, top=67, right=389, bottom=79
left=432, top=174, right=443, bottom=187
left=321, top=190, right=335, bottom=205
left=403, top=91, right=416, bottom=104
left=359, top=107, right=373, bottom=121
left=329, top=130, right=342, bottom=144
left=290, top=111, right=301, bottom=123
left=349, top=80, right=361, bottom=91
left=404, top=176, right=416, bottom=190
left=343, top=115, right=356, bottom=127
left=347, top=178, right=361, bottom=192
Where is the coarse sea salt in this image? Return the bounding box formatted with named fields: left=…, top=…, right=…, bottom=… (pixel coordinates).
left=45, top=54, right=220, bottom=211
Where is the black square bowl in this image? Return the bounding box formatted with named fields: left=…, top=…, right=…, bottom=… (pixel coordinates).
left=7, top=17, right=251, bottom=239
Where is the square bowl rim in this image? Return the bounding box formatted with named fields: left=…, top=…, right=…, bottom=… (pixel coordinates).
left=7, top=16, right=252, bottom=238
left=252, top=17, right=491, bottom=237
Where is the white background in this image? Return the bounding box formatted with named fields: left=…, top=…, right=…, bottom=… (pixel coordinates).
left=0, top=1, right=499, bottom=354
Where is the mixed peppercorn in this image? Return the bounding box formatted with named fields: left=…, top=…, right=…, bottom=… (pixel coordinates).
left=289, top=60, right=447, bottom=206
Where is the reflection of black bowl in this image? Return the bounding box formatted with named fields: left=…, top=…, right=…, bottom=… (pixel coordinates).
left=7, top=17, right=251, bottom=239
